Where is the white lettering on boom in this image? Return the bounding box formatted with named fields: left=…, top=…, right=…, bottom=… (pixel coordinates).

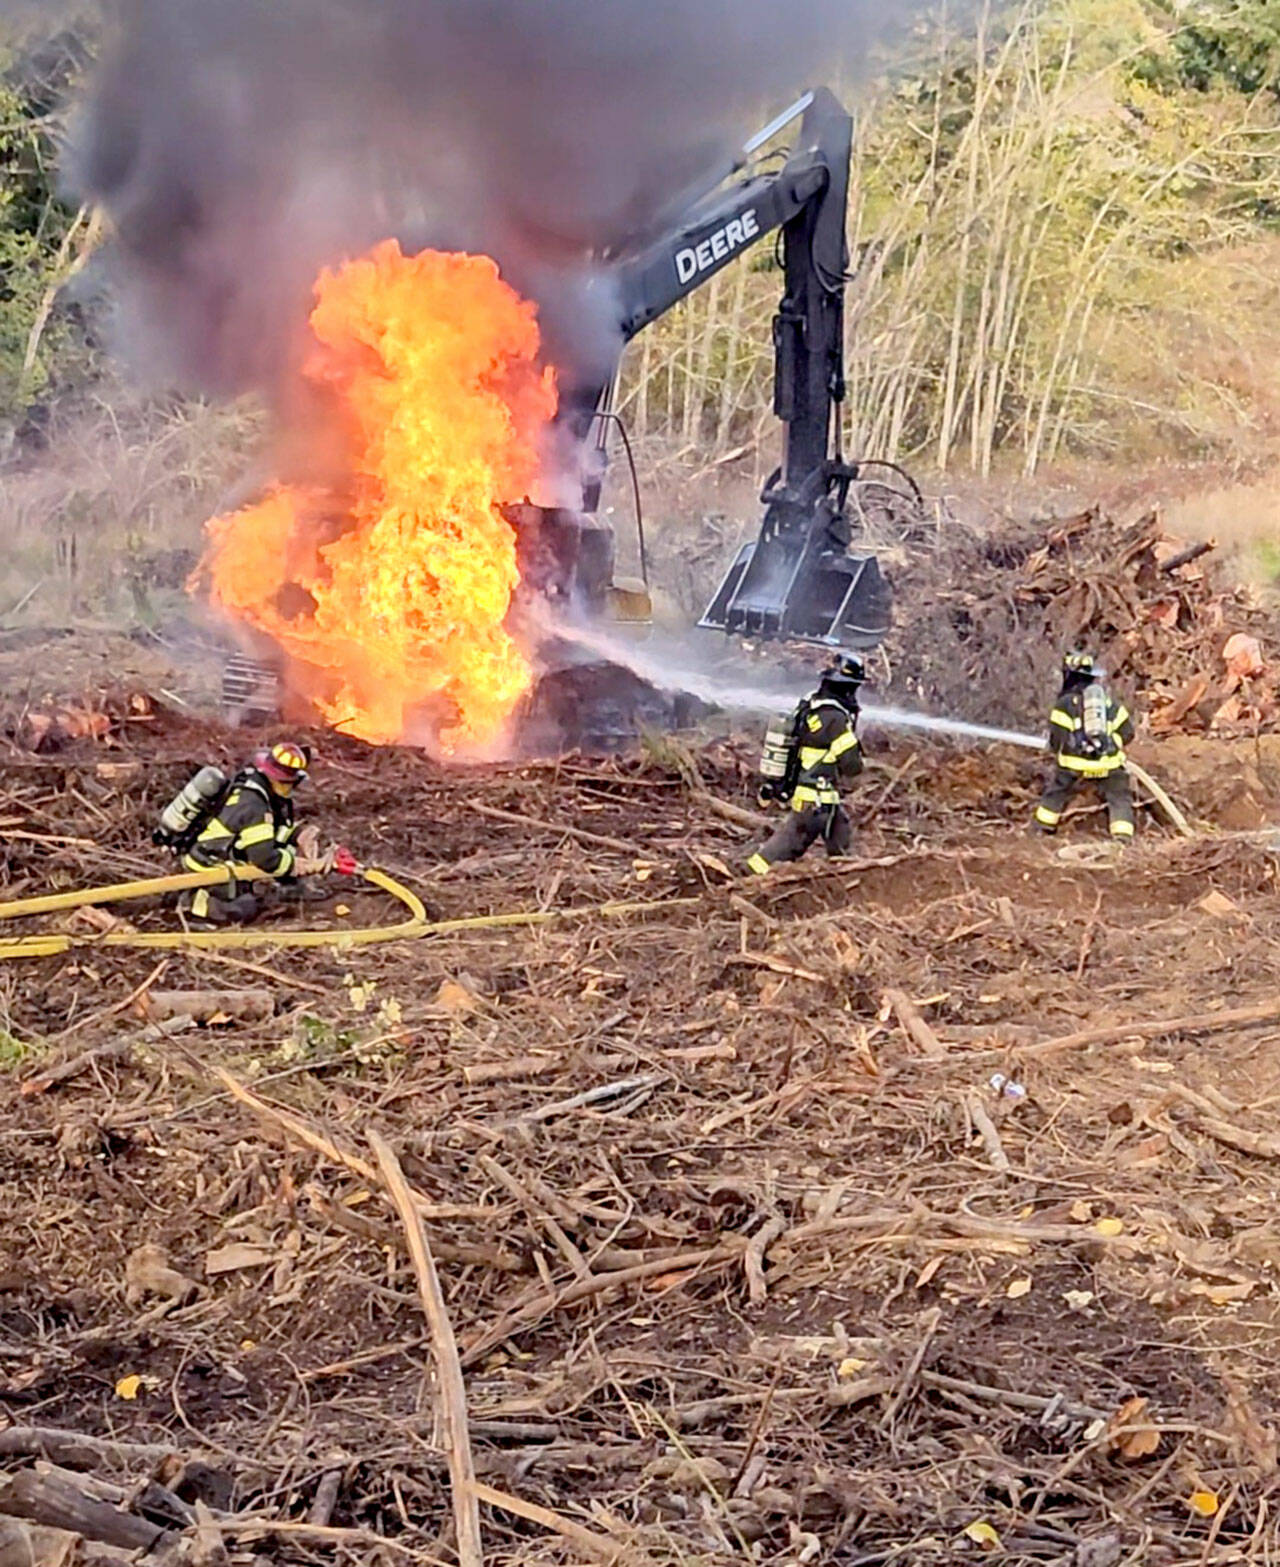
left=675, top=208, right=761, bottom=285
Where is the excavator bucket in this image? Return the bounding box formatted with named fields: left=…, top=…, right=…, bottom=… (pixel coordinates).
left=698, top=462, right=918, bottom=648
left=699, top=534, right=890, bottom=648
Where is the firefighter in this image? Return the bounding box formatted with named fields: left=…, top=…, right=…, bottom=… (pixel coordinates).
left=747, top=654, right=864, bottom=874
left=176, top=741, right=311, bottom=925
left=1034, top=651, right=1136, bottom=842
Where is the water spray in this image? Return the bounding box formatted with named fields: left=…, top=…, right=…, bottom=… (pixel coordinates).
left=540, top=614, right=1049, bottom=752
left=857, top=705, right=1046, bottom=751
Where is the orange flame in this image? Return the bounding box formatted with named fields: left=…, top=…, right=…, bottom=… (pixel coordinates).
left=200, top=239, right=557, bottom=748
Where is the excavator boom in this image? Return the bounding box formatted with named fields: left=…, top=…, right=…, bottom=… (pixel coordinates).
left=611, top=87, right=904, bottom=648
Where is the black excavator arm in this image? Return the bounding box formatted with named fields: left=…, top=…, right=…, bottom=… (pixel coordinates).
left=604, top=87, right=898, bottom=648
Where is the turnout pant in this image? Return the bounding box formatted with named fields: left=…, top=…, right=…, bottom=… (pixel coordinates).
left=178, top=875, right=284, bottom=926
left=1035, top=766, right=1134, bottom=839
left=748, top=804, right=851, bottom=874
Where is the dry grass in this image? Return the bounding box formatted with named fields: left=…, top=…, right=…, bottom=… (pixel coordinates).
left=0, top=392, right=262, bottom=628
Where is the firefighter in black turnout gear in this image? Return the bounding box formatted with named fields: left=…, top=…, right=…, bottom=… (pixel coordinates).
left=1035, top=652, right=1136, bottom=842
left=748, top=655, right=864, bottom=874
left=157, top=742, right=312, bottom=926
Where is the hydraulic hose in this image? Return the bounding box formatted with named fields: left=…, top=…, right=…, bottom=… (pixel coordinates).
left=0, top=863, right=691, bottom=961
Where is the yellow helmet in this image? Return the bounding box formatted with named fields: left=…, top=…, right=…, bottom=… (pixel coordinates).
left=254, top=741, right=311, bottom=785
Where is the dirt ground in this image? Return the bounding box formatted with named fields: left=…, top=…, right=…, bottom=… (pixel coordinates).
left=2, top=679, right=1280, bottom=1566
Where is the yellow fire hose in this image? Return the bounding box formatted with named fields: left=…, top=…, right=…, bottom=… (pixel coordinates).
left=0, top=863, right=692, bottom=961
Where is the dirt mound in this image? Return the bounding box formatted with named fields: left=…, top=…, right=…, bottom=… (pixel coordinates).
left=3, top=719, right=1280, bottom=1563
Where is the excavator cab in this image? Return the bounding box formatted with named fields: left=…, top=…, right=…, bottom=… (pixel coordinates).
left=503, top=501, right=652, bottom=627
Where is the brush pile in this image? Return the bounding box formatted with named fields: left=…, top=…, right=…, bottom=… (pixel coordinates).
left=886, top=505, right=1280, bottom=737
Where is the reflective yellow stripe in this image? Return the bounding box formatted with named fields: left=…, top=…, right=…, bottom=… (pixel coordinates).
left=1109, top=705, right=1130, bottom=733
left=1110, top=820, right=1134, bottom=837
left=237, top=821, right=276, bottom=847
left=747, top=853, right=770, bottom=876
left=792, top=787, right=838, bottom=808
left=275, top=846, right=297, bottom=877
left=191, top=889, right=210, bottom=918
left=827, top=730, right=857, bottom=759
left=1049, top=709, right=1079, bottom=730
left=797, top=745, right=826, bottom=769
left=1034, top=806, right=1061, bottom=825
left=1056, top=752, right=1125, bottom=775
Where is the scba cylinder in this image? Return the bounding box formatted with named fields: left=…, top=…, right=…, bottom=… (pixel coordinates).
left=757, top=714, right=793, bottom=800
left=1082, top=681, right=1109, bottom=742
left=159, top=766, right=227, bottom=841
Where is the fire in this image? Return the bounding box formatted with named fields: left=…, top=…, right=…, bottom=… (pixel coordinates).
left=200, top=239, right=557, bottom=748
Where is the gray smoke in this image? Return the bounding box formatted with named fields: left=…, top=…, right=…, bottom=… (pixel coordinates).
left=67, top=0, right=925, bottom=401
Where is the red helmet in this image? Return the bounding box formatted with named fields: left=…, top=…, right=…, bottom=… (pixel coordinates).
left=253, top=740, right=311, bottom=785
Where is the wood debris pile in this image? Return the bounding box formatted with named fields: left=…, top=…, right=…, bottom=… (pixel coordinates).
left=886, top=505, right=1280, bottom=737
left=1014, top=509, right=1280, bottom=735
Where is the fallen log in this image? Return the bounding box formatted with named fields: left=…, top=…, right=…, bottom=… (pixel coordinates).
left=1194, top=1116, right=1280, bottom=1162
left=0, top=1428, right=181, bottom=1471
left=370, top=1131, right=484, bottom=1567
left=307, top=1463, right=346, bottom=1529
left=0, top=1469, right=169, bottom=1553
left=462, top=1056, right=560, bottom=1086
left=966, top=1094, right=1011, bottom=1173
left=1160, top=539, right=1215, bottom=574
left=692, top=789, right=766, bottom=833
left=31, top=1465, right=195, bottom=1533
left=0, top=1518, right=79, bottom=1567
left=884, top=988, right=947, bottom=1060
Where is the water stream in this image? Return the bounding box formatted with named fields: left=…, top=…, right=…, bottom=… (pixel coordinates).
left=541, top=614, right=1048, bottom=752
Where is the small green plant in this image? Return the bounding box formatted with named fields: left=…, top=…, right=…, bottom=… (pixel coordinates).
left=0, top=1028, right=32, bottom=1070
left=282, top=1000, right=407, bottom=1070
left=1250, top=536, right=1280, bottom=585
left=290, top=1013, right=362, bottom=1057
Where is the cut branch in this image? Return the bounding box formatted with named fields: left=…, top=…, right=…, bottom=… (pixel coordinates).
left=369, top=1130, right=484, bottom=1567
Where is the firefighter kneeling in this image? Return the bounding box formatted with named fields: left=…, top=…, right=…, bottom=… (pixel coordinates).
left=748, top=654, right=864, bottom=874
left=1034, top=652, right=1136, bottom=842
left=155, top=741, right=313, bottom=926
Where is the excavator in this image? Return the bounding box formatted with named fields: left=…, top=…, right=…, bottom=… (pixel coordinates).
left=215, top=88, right=917, bottom=735
left=508, top=85, right=916, bottom=654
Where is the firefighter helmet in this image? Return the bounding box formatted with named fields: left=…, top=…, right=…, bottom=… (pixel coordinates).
left=1062, top=650, right=1096, bottom=680
left=253, top=740, right=311, bottom=786
left=819, top=652, right=865, bottom=703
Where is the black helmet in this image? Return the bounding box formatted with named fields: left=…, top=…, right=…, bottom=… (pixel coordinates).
left=819, top=652, right=865, bottom=702
left=1062, top=649, right=1096, bottom=681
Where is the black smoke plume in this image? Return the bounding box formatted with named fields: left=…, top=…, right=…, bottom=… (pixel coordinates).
left=68, top=0, right=924, bottom=397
